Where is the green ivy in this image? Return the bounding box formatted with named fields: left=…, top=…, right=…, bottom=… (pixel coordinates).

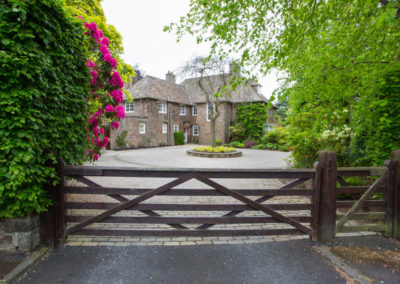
left=0, top=0, right=90, bottom=217
left=234, top=103, right=268, bottom=141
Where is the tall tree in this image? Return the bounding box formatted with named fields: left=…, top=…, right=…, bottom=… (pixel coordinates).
left=166, top=0, right=400, bottom=166
left=179, top=56, right=234, bottom=147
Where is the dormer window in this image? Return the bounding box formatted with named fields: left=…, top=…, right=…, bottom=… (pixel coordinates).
left=179, top=104, right=186, bottom=115
left=158, top=101, right=167, bottom=113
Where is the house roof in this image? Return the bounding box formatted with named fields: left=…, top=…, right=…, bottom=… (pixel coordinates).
left=180, top=74, right=268, bottom=104
left=126, top=73, right=268, bottom=105
left=126, top=75, right=191, bottom=105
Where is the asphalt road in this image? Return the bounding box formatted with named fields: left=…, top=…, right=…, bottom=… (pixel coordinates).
left=18, top=240, right=345, bottom=284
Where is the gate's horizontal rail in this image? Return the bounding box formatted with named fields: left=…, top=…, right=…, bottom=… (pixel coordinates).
left=65, top=215, right=312, bottom=224
left=65, top=202, right=313, bottom=211
left=336, top=186, right=386, bottom=194
left=65, top=187, right=313, bottom=196
left=70, top=228, right=305, bottom=237
left=336, top=200, right=385, bottom=208
left=337, top=167, right=386, bottom=177
left=64, top=166, right=315, bottom=179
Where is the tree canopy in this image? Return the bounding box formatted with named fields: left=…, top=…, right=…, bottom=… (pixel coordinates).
left=167, top=0, right=400, bottom=166
left=64, top=0, right=135, bottom=82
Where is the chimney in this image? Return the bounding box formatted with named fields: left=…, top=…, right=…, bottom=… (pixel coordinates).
left=166, top=71, right=176, bottom=84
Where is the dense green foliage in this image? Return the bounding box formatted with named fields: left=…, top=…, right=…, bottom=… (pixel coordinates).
left=64, top=0, right=135, bottom=83
left=168, top=0, right=400, bottom=167
left=0, top=0, right=90, bottom=217
left=174, top=131, right=185, bottom=145
left=260, top=127, right=290, bottom=152
left=232, top=103, right=269, bottom=141
left=116, top=130, right=128, bottom=148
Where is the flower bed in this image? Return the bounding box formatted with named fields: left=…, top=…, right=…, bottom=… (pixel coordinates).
left=188, top=146, right=242, bottom=158
left=193, top=146, right=236, bottom=153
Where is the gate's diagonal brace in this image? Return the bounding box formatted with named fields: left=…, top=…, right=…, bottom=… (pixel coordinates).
left=73, top=177, right=188, bottom=230
left=66, top=173, right=194, bottom=235
left=197, top=178, right=308, bottom=230
left=335, top=173, right=387, bottom=233
left=193, top=174, right=311, bottom=234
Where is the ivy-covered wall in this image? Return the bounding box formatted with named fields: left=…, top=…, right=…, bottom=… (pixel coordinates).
left=0, top=0, right=90, bottom=217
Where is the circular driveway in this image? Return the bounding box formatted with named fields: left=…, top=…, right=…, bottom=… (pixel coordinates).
left=95, top=144, right=290, bottom=169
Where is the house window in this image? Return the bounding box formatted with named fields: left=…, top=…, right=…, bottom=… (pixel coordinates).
left=124, top=101, right=134, bottom=113
left=192, top=105, right=197, bottom=116
left=193, top=125, right=199, bottom=136
left=179, top=104, right=186, bottom=115
left=162, top=123, right=167, bottom=134
left=139, top=123, right=146, bottom=134
left=158, top=101, right=167, bottom=113
left=173, top=124, right=179, bottom=132
left=206, top=103, right=215, bottom=121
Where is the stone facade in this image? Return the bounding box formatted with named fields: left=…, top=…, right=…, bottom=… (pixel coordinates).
left=110, top=72, right=276, bottom=148
left=0, top=216, right=40, bottom=252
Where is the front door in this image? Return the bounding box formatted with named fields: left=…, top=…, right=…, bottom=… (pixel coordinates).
left=184, top=128, right=188, bottom=143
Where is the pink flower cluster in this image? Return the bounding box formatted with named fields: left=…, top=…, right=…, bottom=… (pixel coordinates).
left=81, top=19, right=127, bottom=161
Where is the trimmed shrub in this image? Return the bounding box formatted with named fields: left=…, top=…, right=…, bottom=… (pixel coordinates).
left=229, top=141, right=241, bottom=148
left=0, top=0, right=90, bottom=217
left=174, top=131, right=185, bottom=145
left=215, top=139, right=222, bottom=146
left=116, top=131, right=128, bottom=148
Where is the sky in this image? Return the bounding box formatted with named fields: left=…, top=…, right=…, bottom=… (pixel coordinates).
left=101, top=0, right=278, bottom=99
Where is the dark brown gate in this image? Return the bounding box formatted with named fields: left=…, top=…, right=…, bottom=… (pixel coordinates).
left=63, top=167, right=315, bottom=238
left=41, top=150, right=400, bottom=246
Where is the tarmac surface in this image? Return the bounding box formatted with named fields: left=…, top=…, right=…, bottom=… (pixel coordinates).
left=17, top=240, right=345, bottom=284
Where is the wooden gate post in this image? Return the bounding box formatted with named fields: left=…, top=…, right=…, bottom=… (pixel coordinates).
left=389, top=150, right=400, bottom=239
left=39, top=158, right=66, bottom=247
left=315, top=150, right=337, bottom=243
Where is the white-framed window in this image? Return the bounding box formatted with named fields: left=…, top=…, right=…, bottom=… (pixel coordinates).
left=162, top=123, right=167, bottom=134
left=179, top=104, right=186, bottom=115
left=206, top=103, right=215, bottom=121
left=192, top=104, right=197, bottom=116
left=158, top=101, right=167, bottom=113
left=173, top=124, right=179, bottom=132
left=139, top=123, right=146, bottom=134
left=193, top=125, right=199, bottom=136
left=124, top=101, right=134, bottom=113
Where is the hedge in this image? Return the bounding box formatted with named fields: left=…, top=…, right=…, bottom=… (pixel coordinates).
left=0, top=0, right=90, bottom=217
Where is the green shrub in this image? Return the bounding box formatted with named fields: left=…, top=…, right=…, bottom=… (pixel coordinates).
left=278, top=144, right=290, bottom=152
left=215, top=139, right=222, bottom=146
left=254, top=144, right=267, bottom=149
left=236, top=103, right=269, bottom=140
left=116, top=131, right=128, bottom=148
left=0, top=0, right=90, bottom=217
left=237, top=142, right=245, bottom=148
left=229, top=141, right=241, bottom=148
left=174, top=131, right=185, bottom=145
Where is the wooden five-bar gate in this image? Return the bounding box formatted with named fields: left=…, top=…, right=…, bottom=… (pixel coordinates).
left=40, top=150, right=400, bottom=246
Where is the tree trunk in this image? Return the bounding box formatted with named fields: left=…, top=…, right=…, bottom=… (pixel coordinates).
left=211, top=119, right=216, bottom=147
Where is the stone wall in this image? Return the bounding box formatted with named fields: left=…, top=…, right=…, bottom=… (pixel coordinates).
left=0, top=216, right=40, bottom=252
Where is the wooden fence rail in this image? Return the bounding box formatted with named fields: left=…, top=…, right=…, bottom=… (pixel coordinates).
left=40, top=149, right=400, bottom=247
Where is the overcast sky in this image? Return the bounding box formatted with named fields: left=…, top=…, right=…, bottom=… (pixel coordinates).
left=101, top=0, right=278, bottom=99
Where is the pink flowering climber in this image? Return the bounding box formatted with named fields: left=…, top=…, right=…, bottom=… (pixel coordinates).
left=101, top=37, right=109, bottom=47
left=110, top=71, right=124, bottom=88
left=93, top=153, right=99, bottom=161
left=104, top=105, right=114, bottom=113
left=116, top=105, right=126, bottom=119
left=110, top=89, right=123, bottom=104
left=99, top=44, right=109, bottom=55
left=110, top=121, right=119, bottom=130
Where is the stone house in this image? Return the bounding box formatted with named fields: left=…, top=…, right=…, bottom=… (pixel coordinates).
left=109, top=71, right=274, bottom=149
